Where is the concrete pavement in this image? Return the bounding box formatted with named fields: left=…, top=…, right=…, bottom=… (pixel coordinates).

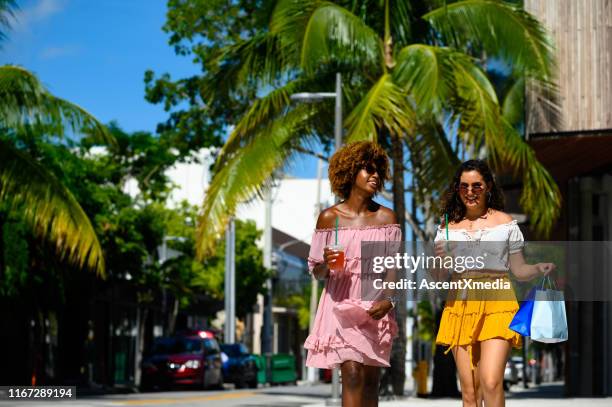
left=1, top=382, right=610, bottom=406
left=302, top=382, right=612, bottom=407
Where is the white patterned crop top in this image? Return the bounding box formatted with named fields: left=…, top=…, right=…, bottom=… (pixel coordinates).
left=433, top=220, right=525, bottom=272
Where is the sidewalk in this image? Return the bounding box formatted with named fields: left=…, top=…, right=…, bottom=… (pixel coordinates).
left=303, top=396, right=612, bottom=407
left=301, top=382, right=612, bottom=406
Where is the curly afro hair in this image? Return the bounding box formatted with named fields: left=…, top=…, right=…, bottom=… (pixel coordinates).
left=328, top=141, right=390, bottom=200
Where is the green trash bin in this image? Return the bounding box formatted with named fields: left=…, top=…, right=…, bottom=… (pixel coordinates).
left=269, top=354, right=297, bottom=385
left=253, top=354, right=267, bottom=384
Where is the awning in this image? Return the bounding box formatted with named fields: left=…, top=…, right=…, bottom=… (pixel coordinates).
left=529, top=130, right=612, bottom=180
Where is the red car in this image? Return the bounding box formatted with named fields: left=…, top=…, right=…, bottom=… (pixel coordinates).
left=141, top=332, right=223, bottom=391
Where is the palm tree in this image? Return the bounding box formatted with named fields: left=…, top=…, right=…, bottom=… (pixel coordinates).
left=0, top=1, right=112, bottom=275
left=196, top=0, right=561, bottom=394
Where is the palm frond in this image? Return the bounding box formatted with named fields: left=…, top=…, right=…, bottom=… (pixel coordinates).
left=394, top=43, right=560, bottom=232
left=492, top=121, right=561, bottom=236
left=501, top=77, right=525, bottom=127
left=424, top=0, right=555, bottom=80
left=393, top=44, right=456, bottom=115
left=270, top=0, right=322, bottom=61
left=344, top=73, right=415, bottom=142
left=196, top=105, right=317, bottom=258
left=408, top=121, right=460, bottom=209
left=0, top=66, right=113, bottom=144
left=0, top=0, right=17, bottom=44
left=394, top=44, right=501, bottom=152
left=0, top=139, right=105, bottom=275
left=203, top=32, right=290, bottom=102
left=271, top=0, right=383, bottom=75
left=215, top=78, right=308, bottom=166
left=389, top=0, right=414, bottom=46
left=450, top=50, right=503, bottom=158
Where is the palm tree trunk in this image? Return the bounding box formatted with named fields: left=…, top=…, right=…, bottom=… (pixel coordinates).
left=389, top=131, right=406, bottom=396
left=168, top=297, right=179, bottom=334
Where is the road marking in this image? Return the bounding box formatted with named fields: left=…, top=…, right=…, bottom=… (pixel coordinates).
left=112, top=391, right=257, bottom=405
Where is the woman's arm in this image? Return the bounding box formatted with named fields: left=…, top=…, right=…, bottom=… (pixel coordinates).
left=310, top=209, right=340, bottom=280
left=311, top=262, right=330, bottom=280
left=509, top=252, right=555, bottom=281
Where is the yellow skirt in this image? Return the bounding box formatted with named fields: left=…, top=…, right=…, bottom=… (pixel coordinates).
left=435, top=272, right=522, bottom=368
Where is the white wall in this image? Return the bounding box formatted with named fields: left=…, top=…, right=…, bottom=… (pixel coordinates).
left=152, top=148, right=335, bottom=245
left=236, top=178, right=333, bottom=245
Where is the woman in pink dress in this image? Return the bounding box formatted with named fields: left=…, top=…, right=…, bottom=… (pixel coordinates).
left=304, top=141, right=401, bottom=407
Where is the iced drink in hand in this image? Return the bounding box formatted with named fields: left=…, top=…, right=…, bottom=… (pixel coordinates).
left=326, top=244, right=345, bottom=272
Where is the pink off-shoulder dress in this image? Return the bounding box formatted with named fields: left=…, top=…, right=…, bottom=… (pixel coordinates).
left=304, top=224, right=402, bottom=369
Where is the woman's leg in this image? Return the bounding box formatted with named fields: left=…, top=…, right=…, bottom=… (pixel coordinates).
left=472, top=343, right=483, bottom=407
left=478, top=339, right=511, bottom=407
left=362, top=365, right=381, bottom=407
left=341, top=361, right=365, bottom=407
left=452, top=346, right=480, bottom=407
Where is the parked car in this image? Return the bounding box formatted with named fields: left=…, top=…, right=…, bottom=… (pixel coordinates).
left=504, top=357, right=519, bottom=390
left=220, top=343, right=258, bottom=388
left=141, top=333, right=223, bottom=391
left=320, top=368, right=332, bottom=383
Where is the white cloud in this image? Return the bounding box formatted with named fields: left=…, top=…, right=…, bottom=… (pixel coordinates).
left=12, top=0, right=65, bottom=33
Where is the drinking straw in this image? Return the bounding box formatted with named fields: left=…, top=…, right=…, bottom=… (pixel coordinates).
left=445, top=213, right=449, bottom=240
left=335, top=216, right=339, bottom=245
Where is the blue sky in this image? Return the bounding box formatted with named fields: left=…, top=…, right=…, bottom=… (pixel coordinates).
left=4, top=0, right=193, bottom=132
left=3, top=0, right=321, bottom=177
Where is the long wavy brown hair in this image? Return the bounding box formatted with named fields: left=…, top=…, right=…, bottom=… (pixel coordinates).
left=328, top=141, right=390, bottom=200
left=440, top=159, right=505, bottom=225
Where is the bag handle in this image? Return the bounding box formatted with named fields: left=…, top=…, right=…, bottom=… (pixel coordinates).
left=540, top=275, right=558, bottom=291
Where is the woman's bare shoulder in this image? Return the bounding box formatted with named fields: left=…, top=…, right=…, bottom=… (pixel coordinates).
left=316, top=206, right=339, bottom=229
left=376, top=205, right=398, bottom=225
left=490, top=209, right=513, bottom=224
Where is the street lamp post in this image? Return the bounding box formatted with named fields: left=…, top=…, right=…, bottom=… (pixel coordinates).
left=290, top=72, right=342, bottom=406
left=225, top=218, right=236, bottom=344
left=262, top=189, right=274, bottom=355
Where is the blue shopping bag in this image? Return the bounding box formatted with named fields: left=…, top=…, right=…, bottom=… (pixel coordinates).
left=509, top=286, right=537, bottom=336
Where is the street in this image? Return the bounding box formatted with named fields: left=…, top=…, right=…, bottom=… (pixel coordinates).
left=0, top=384, right=328, bottom=407
left=2, top=382, right=611, bottom=407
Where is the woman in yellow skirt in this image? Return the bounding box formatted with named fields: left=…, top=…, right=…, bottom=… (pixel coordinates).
left=433, top=159, right=554, bottom=407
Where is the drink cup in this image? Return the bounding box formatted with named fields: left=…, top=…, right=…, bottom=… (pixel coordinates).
left=326, top=244, right=345, bottom=272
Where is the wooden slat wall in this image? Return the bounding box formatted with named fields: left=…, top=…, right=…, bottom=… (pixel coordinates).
left=524, top=0, right=612, bottom=134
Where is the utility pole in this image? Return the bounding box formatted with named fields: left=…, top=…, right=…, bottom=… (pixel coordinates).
left=290, top=72, right=342, bottom=405
left=262, top=187, right=274, bottom=354
left=225, top=218, right=236, bottom=343
left=328, top=72, right=342, bottom=406
left=307, top=158, right=324, bottom=383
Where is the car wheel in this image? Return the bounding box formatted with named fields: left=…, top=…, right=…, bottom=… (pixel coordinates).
left=248, top=379, right=257, bottom=389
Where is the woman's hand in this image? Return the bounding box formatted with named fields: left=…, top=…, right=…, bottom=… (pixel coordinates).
left=510, top=253, right=556, bottom=282
left=434, top=241, right=455, bottom=258
left=323, top=246, right=342, bottom=270
left=431, top=241, right=453, bottom=281
left=536, top=262, right=556, bottom=276
left=312, top=247, right=341, bottom=279
left=366, top=300, right=393, bottom=320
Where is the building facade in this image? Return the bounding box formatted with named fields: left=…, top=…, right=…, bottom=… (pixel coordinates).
left=525, top=0, right=612, bottom=396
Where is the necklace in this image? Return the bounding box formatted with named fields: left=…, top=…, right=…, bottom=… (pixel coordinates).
left=466, top=208, right=492, bottom=230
